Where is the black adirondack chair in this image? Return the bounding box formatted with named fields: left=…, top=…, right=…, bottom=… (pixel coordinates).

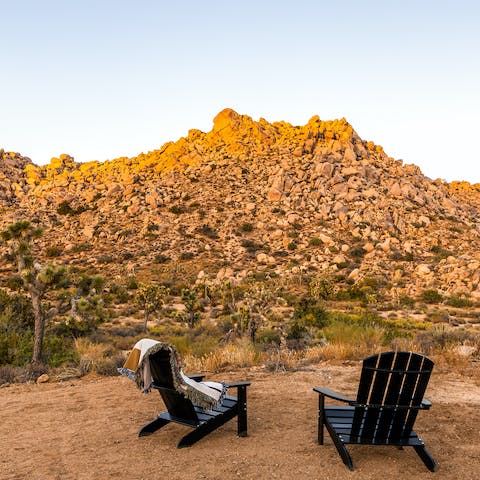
left=314, top=351, right=437, bottom=471
left=138, top=348, right=250, bottom=448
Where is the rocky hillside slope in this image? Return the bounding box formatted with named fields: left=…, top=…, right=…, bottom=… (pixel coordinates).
left=1, top=109, right=480, bottom=300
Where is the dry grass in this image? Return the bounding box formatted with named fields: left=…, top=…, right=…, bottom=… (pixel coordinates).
left=183, top=339, right=479, bottom=375
left=74, top=338, right=125, bottom=375
left=264, top=348, right=303, bottom=372
left=183, top=338, right=261, bottom=372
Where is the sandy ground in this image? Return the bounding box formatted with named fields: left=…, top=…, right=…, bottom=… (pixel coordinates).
left=1, top=362, right=479, bottom=480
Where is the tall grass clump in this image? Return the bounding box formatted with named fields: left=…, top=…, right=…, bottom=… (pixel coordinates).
left=74, top=338, right=124, bottom=375
left=183, top=338, right=260, bottom=373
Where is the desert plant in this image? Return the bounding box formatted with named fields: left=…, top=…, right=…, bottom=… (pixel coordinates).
left=241, top=283, right=280, bottom=342
left=179, top=287, right=202, bottom=328
left=1, top=221, right=68, bottom=364
left=134, top=283, right=170, bottom=331
left=421, top=289, right=443, bottom=304
left=309, top=276, right=335, bottom=300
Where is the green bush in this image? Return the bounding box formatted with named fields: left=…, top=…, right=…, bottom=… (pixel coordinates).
left=240, top=222, right=254, bottom=232
left=421, top=289, right=443, bottom=304
left=169, top=204, right=187, bottom=215
left=45, top=246, right=63, bottom=258
left=241, top=239, right=263, bottom=254
left=292, top=297, right=329, bottom=329
left=445, top=295, right=473, bottom=308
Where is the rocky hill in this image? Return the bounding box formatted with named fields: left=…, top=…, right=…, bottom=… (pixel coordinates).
left=1, top=108, right=480, bottom=301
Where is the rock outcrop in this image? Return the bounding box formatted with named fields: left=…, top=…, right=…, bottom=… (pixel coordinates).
left=1, top=110, right=480, bottom=301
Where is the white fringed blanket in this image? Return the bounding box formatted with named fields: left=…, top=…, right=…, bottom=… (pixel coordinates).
left=118, top=338, right=226, bottom=409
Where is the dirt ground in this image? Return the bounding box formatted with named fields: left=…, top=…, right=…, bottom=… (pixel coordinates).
left=1, top=362, right=479, bottom=480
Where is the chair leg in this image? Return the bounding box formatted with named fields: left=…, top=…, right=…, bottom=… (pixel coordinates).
left=324, top=422, right=354, bottom=470
left=138, top=416, right=170, bottom=436
left=177, top=420, right=224, bottom=448
left=413, top=445, right=438, bottom=472
left=318, top=394, right=324, bottom=445
left=237, top=385, right=248, bottom=437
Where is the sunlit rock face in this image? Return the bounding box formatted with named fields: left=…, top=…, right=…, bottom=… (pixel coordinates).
left=1, top=110, right=480, bottom=300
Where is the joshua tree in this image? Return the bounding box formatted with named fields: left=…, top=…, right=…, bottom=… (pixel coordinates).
left=242, top=283, right=278, bottom=342
left=1, top=221, right=67, bottom=364
left=180, top=287, right=202, bottom=328
left=134, top=282, right=169, bottom=331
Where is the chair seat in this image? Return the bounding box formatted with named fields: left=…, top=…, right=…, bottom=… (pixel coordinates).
left=157, top=394, right=239, bottom=428
left=324, top=406, right=424, bottom=446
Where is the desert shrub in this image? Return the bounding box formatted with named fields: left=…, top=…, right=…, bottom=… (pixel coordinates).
left=256, top=328, right=282, bottom=346
left=15, top=362, right=48, bottom=382
left=0, top=365, right=18, bottom=384
left=399, top=295, right=415, bottom=307
left=189, top=340, right=260, bottom=372
left=264, top=348, right=302, bottom=372
left=240, top=222, right=254, bottom=232
left=108, top=283, right=131, bottom=303
left=309, top=237, right=322, bottom=247
left=56, top=201, right=88, bottom=216
left=146, top=222, right=159, bottom=232
left=45, top=245, right=63, bottom=258
left=51, top=314, right=102, bottom=338
left=196, top=224, right=219, bottom=239
left=169, top=204, right=186, bottom=215
left=292, top=297, right=328, bottom=329
left=0, top=291, right=35, bottom=365
left=309, top=277, right=335, bottom=300
left=5, top=275, right=24, bottom=291
left=97, top=255, right=115, bottom=264
left=421, top=289, right=443, bottom=304
left=0, top=331, right=34, bottom=365
left=74, top=338, right=110, bottom=374
left=0, top=290, right=34, bottom=330
left=286, top=321, right=308, bottom=340
left=349, top=246, right=366, bottom=259
left=56, top=200, right=75, bottom=215
left=216, top=316, right=234, bottom=334
left=414, top=327, right=479, bottom=355
left=71, top=243, right=93, bottom=252
left=445, top=295, right=473, bottom=308
left=42, top=334, right=76, bottom=367
left=430, top=245, right=453, bottom=261
left=93, top=353, right=125, bottom=376
left=319, top=320, right=385, bottom=356
left=155, top=254, right=171, bottom=264
left=241, top=239, right=263, bottom=254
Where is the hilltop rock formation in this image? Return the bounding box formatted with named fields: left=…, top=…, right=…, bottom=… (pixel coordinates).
left=1, top=111, right=480, bottom=301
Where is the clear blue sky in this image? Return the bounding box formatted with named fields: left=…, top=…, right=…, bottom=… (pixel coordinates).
left=1, top=0, right=479, bottom=182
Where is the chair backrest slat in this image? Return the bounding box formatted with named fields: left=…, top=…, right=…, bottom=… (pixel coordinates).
left=353, top=352, right=394, bottom=438
left=149, top=349, right=199, bottom=422
left=402, top=356, right=433, bottom=436
left=352, top=351, right=434, bottom=441
left=375, top=351, right=411, bottom=439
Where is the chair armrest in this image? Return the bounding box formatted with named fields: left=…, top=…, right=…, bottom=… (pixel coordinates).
left=421, top=398, right=432, bottom=409
left=225, top=381, right=251, bottom=388
left=187, top=374, right=205, bottom=382
left=313, top=386, right=356, bottom=405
